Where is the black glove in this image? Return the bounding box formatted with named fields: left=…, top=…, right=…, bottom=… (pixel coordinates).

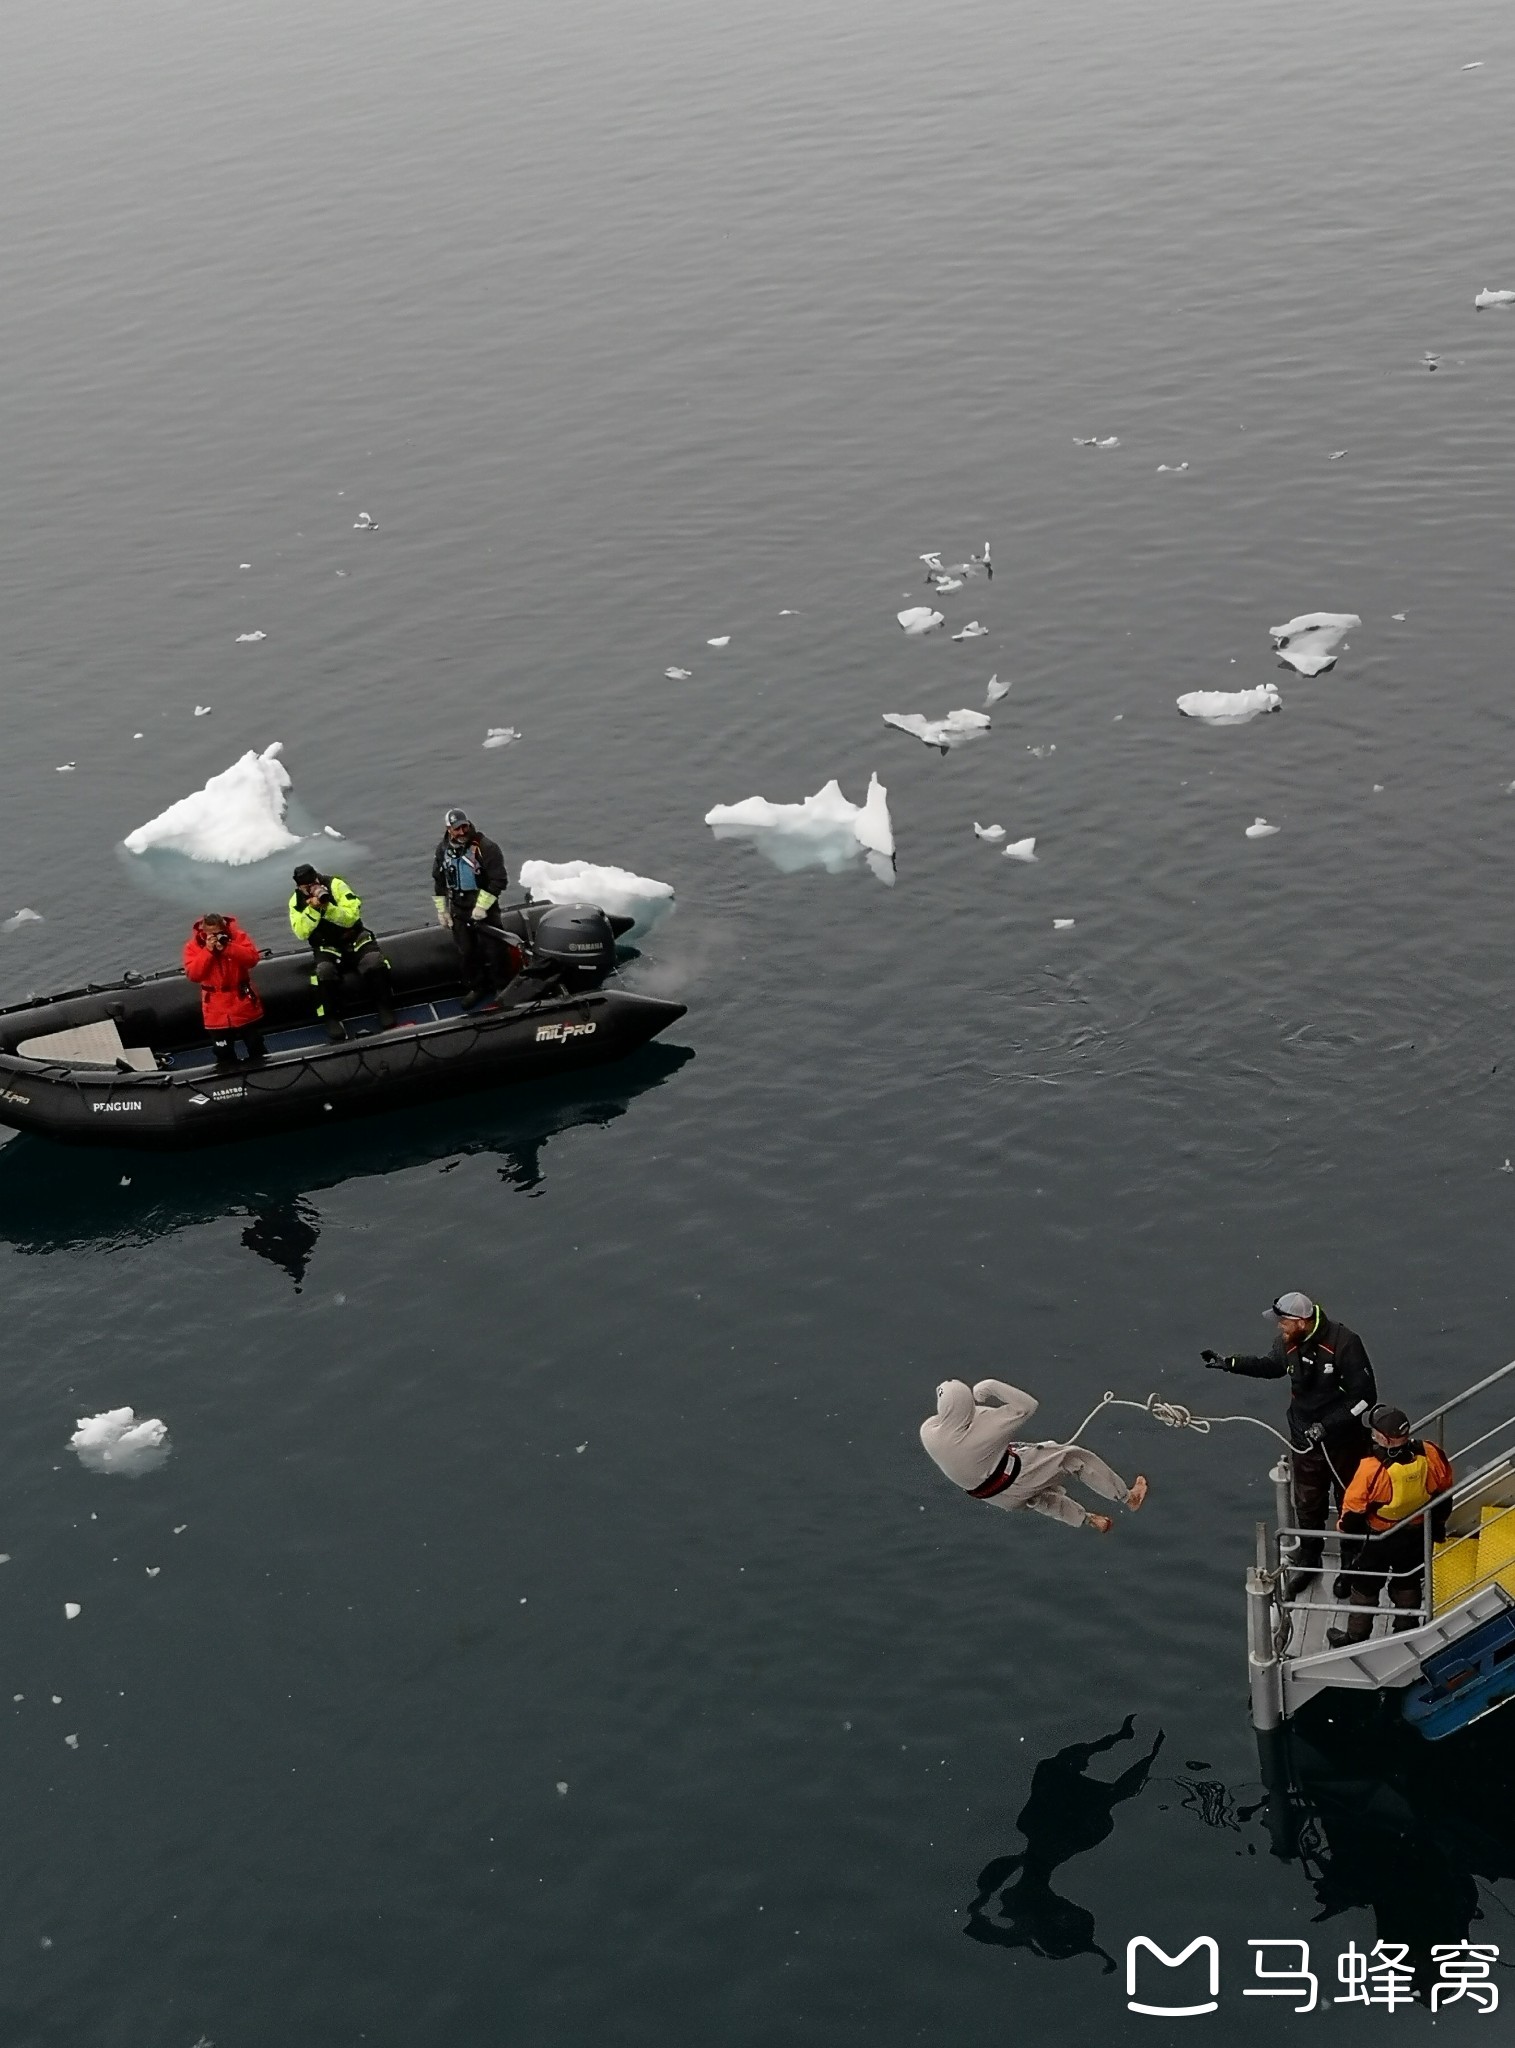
left=1200, top=1349, right=1226, bottom=1369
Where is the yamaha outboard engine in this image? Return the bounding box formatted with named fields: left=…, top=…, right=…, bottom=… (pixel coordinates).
left=530, top=902, right=618, bottom=989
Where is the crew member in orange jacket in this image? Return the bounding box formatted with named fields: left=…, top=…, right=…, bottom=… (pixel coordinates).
left=1327, top=1404, right=1453, bottom=1646
left=183, top=913, right=267, bottom=1071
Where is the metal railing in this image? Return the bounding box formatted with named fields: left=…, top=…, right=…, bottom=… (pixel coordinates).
left=1247, top=1358, right=1515, bottom=1729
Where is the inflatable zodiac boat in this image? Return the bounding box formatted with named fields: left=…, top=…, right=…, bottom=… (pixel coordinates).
left=0, top=901, right=686, bottom=1150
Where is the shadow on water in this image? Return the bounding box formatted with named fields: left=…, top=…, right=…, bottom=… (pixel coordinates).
left=964, top=1715, right=1164, bottom=1973
left=0, top=1042, right=693, bottom=1285
left=1251, top=1693, right=1515, bottom=2001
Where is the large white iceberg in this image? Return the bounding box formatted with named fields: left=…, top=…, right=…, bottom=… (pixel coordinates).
left=518, top=859, right=674, bottom=938
left=123, top=744, right=303, bottom=865
left=1176, top=683, right=1282, bottom=725
left=69, top=1408, right=169, bottom=1477
left=705, top=776, right=894, bottom=882
left=1269, top=613, right=1360, bottom=677
left=883, top=709, right=991, bottom=752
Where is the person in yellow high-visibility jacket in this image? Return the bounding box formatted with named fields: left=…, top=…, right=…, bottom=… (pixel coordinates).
left=289, top=864, right=397, bottom=1041
left=1327, top=1404, right=1453, bottom=1646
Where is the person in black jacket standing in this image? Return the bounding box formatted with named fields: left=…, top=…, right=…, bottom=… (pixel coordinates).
left=431, top=808, right=510, bottom=1010
left=1200, top=1292, right=1378, bottom=1571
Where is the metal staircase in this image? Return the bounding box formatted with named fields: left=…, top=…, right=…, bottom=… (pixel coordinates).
left=1247, top=1358, right=1515, bottom=1738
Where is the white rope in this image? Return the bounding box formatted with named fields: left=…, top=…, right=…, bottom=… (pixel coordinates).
left=1064, top=1390, right=1296, bottom=1453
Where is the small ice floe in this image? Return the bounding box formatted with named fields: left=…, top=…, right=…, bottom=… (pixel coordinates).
left=64, top=1603, right=80, bottom=1620
left=1027, top=744, right=1056, bottom=758
left=235, top=632, right=266, bottom=643
left=69, top=1408, right=170, bottom=1477
left=322, top=824, right=343, bottom=838
left=1504, top=1159, right=1513, bottom=1173
left=518, top=859, right=674, bottom=936
left=930, top=576, right=964, bottom=594
left=3, top=908, right=43, bottom=931
left=973, top=822, right=1006, bottom=841
left=707, top=636, right=730, bottom=648
left=145, top=1566, right=160, bottom=1577
left=1373, top=783, right=1385, bottom=792
left=664, top=666, right=693, bottom=680
left=1096, top=437, right=1120, bottom=449
left=1176, top=683, right=1281, bottom=726
left=64, top=1734, right=78, bottom=1749
left=1245, top=817, right=1280, bottom=839
left=1003, top=838, right=1037, bottom=862
left=952, top=621, right=987, bottom=641
left=970, top=542, right=992, bottom=576
left=1464, top=60, right=1485, bottom=69
left=985, top=674, right=1010, bottom=705
left=194, top=705, right=212, bottom=717
left=1424, top=353, right=1440, bottom=370
left=56, top=763, right=75, bottom=773
left=133, top=732, right=143, bottom=739
left=556, top=1781, right=569, bottom=1795
left=1475, top=288, right=1515, bottom=309
left=1269, top=612, right=1360, bottom=676
left=1328, top=450, right=1346, bottom=461
left=1073, top=437, right=1097, bottom=446
left=897, top=607, right=945, bottom=636
left=353, top=512, right=376, bottom=530
left=1391, top=612, right=1406, bottom=621
left=706, top=776, right=894, bottom=882
left=123, top=742, right=308, bottom=865
left=1156, top=462, right=1189, bottom=472
left=1053, top=918, right=1075, bottom=930
left=883, top=709, right=991, bottom=752
left=482, top=727, right=520, bottom=749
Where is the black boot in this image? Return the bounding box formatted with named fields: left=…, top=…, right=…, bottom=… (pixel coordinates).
left=325, top=1018, right=348, bottom=1044
left=375, top=1004, right=398, bottom=1032
left=460, top=987, right=488, bottom=1012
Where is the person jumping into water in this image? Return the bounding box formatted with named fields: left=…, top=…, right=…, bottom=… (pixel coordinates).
left=920, top=1380, right=1148, bottom=1533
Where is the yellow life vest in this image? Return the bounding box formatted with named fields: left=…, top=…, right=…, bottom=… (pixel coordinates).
left=1371, top=1451, right=1440, bottom=1530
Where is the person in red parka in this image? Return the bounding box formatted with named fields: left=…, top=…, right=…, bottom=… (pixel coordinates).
left=183, top=913, right=267, bottom=1069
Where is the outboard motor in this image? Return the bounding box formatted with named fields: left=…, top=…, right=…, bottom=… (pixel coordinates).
left=530, top=902, right=618, bottom=990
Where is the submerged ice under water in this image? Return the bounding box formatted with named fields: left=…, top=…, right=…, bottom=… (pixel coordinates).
left=705, top=776, right=894, bottom=882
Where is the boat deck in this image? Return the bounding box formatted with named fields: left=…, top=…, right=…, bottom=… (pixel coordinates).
left=162, top=996, right=478, bottom=1072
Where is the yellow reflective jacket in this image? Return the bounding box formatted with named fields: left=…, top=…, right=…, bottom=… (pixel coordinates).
left=288, top=877, right=369, bottom=953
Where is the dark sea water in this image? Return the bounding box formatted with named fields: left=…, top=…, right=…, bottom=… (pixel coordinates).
left=5, top=2, right=1515, bottom=2041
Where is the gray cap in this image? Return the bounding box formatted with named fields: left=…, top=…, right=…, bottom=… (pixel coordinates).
left=1268, top=1291, right=1314, bottom=1319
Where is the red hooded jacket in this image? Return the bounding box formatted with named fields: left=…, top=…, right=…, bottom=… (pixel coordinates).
left=183, top=918, right=265, bottom=1030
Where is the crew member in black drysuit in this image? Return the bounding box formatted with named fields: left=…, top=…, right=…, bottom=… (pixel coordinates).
left=431, top=809, right=510, bottom=1010
left=1200, top=1292, right=1377, bottom=1571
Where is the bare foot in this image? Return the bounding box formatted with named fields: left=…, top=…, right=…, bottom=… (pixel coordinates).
left=1087, top=1512, right=1115, bottom=1534
left=1126, top=1475, right=1149, bottom=1512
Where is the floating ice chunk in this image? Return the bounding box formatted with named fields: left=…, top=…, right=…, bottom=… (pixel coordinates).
left=1269, top=612, right=1360, bottom=676
left=1176, top=683, right=1282, bottom=725
left=195, top=705, right=212, bottom=717
left=973, top=822, right=1006, bottom=841
left=1328, top=450, right=1346, bottom=460
left=1156, top=462, right=1189, bottom=472
left=145, top=1566, right=160, bottom=1577
left=664, top=666, right=693, bottom=679
left=353, top=512, right=376, bottom=530
left=1096, top=437, right=1120, bottom=449
left=133, top=732, right=143, bottom=739
left=854, top=773, right=894, bottom=860
left=931, top=576, right=964, bottom=594
left=952, top=621, right=987, bottom=641
left=56, top=763, right=74, bottom=772
left=985, top=674, right=1010, bottom=705
left=1464, top=60, right=1485, bottom=68
left=1424, top=353, right=1439, bottom=369
left=1028, top=744, right=1056, bottom=758
left=882, top=709, right=991, bottom=752
left=1373, top=783, right=1384, bottom=792
left=707, top=636, right=730, bottom=648
left=706, top=779, right=893, bottom=880
left=897, top=607, right=945, bottom=636
left=70, top=1408, right=170, bottom=1477
left=1475, top=288, right=1515, bottom=308
left=123, top=742, right=308, bottom=864
left=235, top=631, right=266, bottom=643
left=4, top=908, right=43, bottom=930
left=518, top=859, right=674, bottom=937
left=1003, top=838, right=1038, bottom=863
left=556, top=1781, right=568, bottom=1795
left=174, top=1524, right=187, bottom=1534
left=1245, top=817, right=1279, bottom=839
left=1053, top=918, right=1075, bottom=930
left=482, top=727, right=520, bottom=749
left=1391, top=612, right=1406, bottom=621
left=920, top=552, right=943, bottom=568
left=64, top=1603, right=80, bottom=1620
left=65, top=1733, right=78, bottom=1749
left=970, top=542, right=992, bottom=574
left=322, top=825, right=343, bottom=839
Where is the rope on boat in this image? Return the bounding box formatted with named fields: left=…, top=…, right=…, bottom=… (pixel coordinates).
left=1066, top=1390, right=1296, bottom=1453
